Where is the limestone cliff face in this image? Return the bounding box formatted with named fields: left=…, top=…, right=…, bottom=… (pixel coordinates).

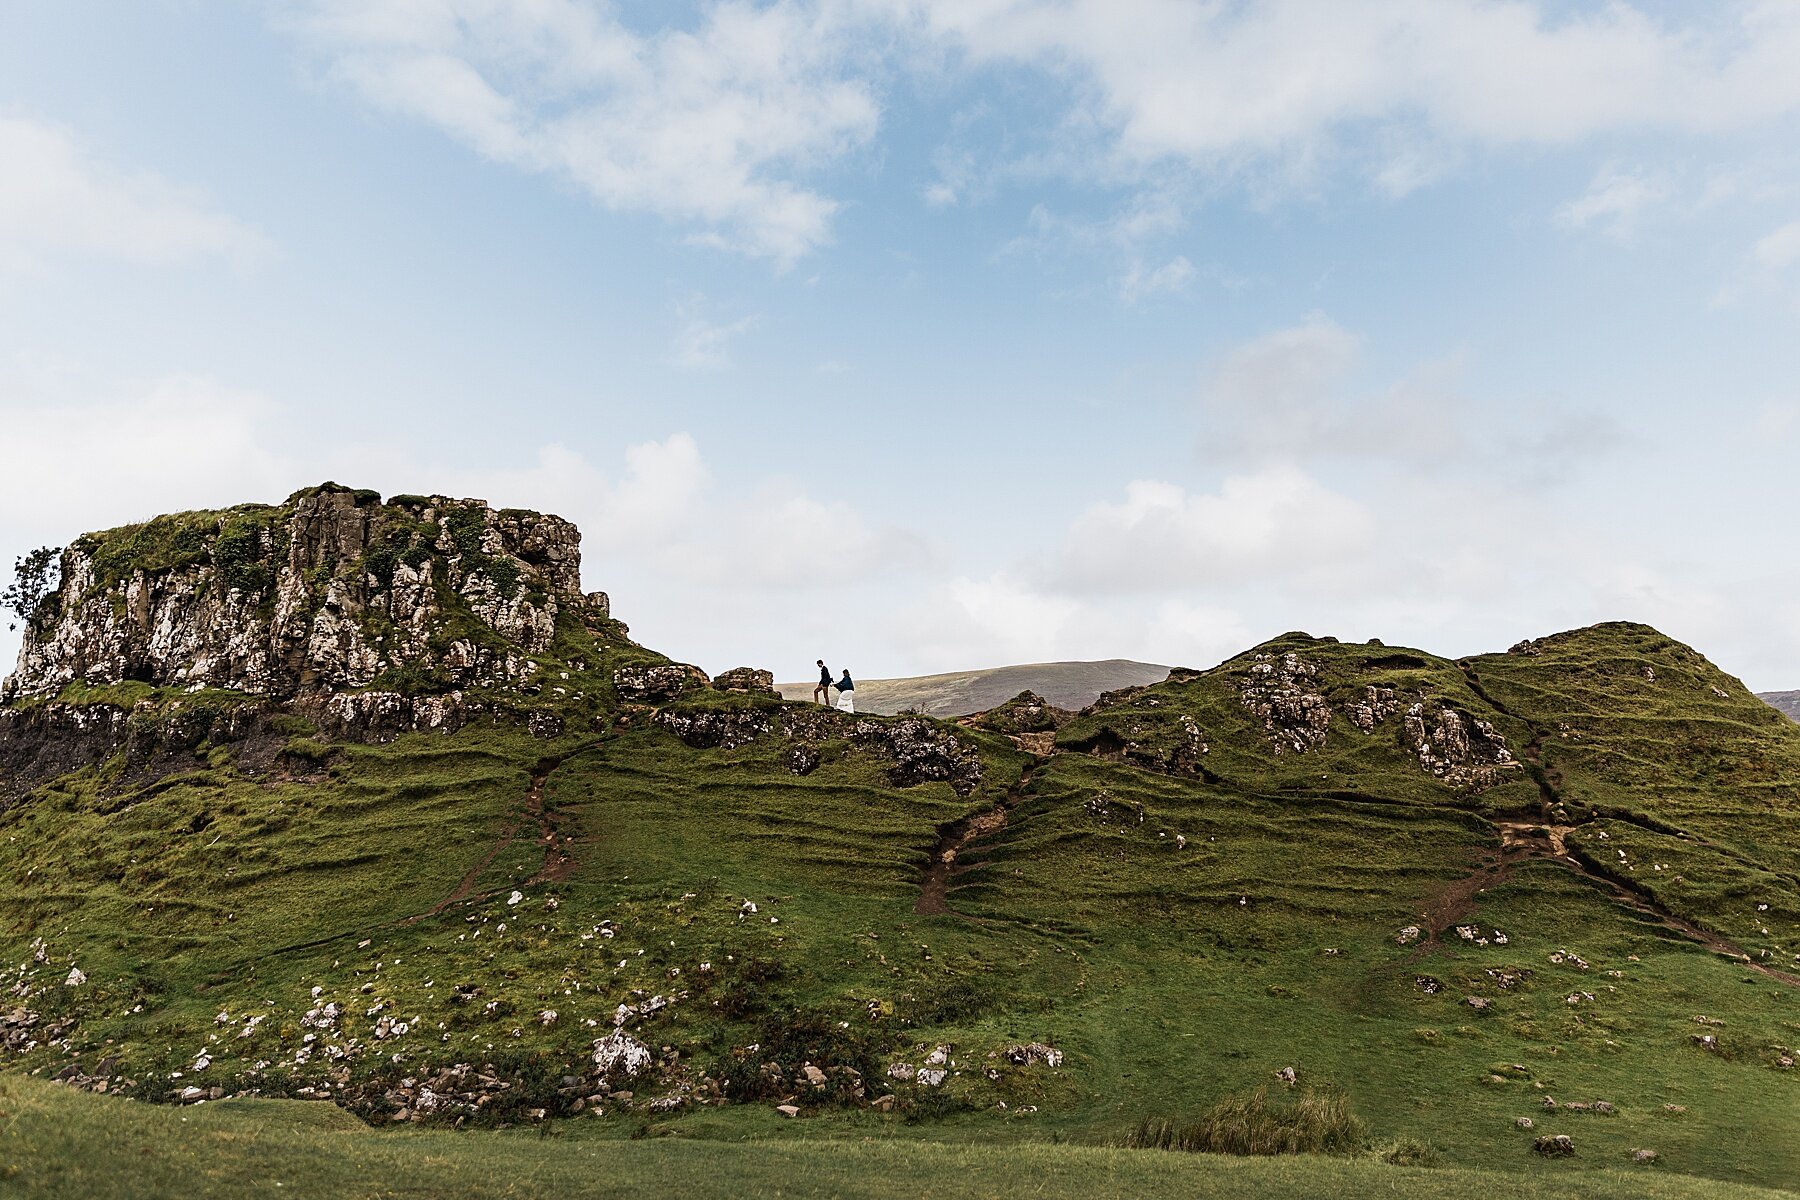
left=3, top=485, right=608, bottom=702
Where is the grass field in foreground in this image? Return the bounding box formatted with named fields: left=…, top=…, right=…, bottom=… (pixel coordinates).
left=1, top=1074, right=1790, bottom=1200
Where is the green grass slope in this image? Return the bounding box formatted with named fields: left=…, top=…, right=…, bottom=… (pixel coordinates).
left=4, top=1074, right=1787, bottom=1200
left=2, top=621, right=1797, bottom=1194
left=776, top=659, right=1171, bottom=716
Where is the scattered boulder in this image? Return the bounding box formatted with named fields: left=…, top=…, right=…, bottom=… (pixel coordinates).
left=592, top=1030, right=653, bottom=1078
left=1002, top=1043, right=1064, bottom=1069
left=1533, top=1134, right=1575, bottom=1157
left=1634, top=1149, right=1659, bottom=1164
left=775, top=1104, right=800, bottom=1118
left=713, top=667, right=777, bottom=696
left=613, top=663, right=708, bottom=703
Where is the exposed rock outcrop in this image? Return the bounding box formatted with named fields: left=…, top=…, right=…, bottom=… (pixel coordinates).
left=613, top=663, right=709, bottom=703
left=712, top=668, right=777, bottom=696
left=857, top=718, right=983, bottom=795
left=1400, top=702, right=1513, bottom=789
left=3, top=485, right=595, bottom=702
left=968, top=690, right=1065, bottom=736
left=1239, top=651, right=1332, bottom=754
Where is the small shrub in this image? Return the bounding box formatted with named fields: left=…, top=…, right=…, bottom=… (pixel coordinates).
left=1125, top=1087, right=1367, bottom=1157
left=1379, top=1135, right=1439, bottom=1167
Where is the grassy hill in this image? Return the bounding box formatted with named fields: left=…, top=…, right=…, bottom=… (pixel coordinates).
left=2, top=497, right=1798, bottom=1197
left=776, top=659, right=1170, bottom=716
left=1761, top=692, right=1800, bottom=722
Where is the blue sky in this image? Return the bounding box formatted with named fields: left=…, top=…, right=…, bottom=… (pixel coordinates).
left=3, top=0, right=1799, bottom=687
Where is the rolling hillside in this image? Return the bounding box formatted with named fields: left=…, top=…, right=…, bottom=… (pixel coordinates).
left=776, top=659, right=1170, bottom=716
left=2, top=488, right=1797, bottom=1197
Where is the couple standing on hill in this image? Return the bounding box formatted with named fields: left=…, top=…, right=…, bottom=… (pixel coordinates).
left=814, top=660, right=855, bottom=713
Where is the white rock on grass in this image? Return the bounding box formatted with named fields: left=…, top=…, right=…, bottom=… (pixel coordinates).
left=592, top=1030, right=652, bottom=1077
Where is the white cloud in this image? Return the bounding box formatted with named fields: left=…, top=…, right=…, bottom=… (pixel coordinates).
left=288, top=0, right=881, bottom=263
left=1050, top=465, right=1375, bottom=595
left=1713, top=217, right=1800, bottom=310
left=1753, top=219, right=1800, bottom=270
left=0, top=115, right=272, bottom=272
left=1197, top=315, right=1467, bottom=464
left=1555, top=162, right=1672, bottom=239
left=1114, top=254, right=1195, bottom=302
left=902, top=572, right=1085, bottom=668
left=883, top=0, right=1800, bottom=172
left=0, top=373, right=293, bottom=534
left=670, top=300, right=758, bottom=371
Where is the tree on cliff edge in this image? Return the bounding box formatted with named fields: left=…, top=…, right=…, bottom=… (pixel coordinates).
left=3, top=547, right=60, bottom=632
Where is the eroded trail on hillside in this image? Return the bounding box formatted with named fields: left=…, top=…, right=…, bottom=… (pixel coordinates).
left=1432, top=664, right=1799, bottom=984
left=1415, top=817, right=1800, bottom=987
left=407, top=742, right=600, bottom=922
left=915, top=752, right=1042, bottom=917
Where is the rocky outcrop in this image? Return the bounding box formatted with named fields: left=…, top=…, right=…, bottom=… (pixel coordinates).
left=654, top=707, right=772, bottom=751
left=1401, top=702, right=1513, bottom=789
left=969, top=690, right=1065, bottom=735
left=613, top=663, right=708, bottom=703
left=713, top=668, right=777, bottom=696
left=1345, top=685, right=1403, bottom=733
left=857, top=718, right=983, bottom=795
left=3, top=485, right=595, bottom=702
left=1239, top=651, right=1332, bottom=754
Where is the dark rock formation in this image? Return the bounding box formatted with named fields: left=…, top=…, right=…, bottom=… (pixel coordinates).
left=613, top=663, right=709, bottom=703
left=856, top=718, right=983, bottom=795
left=654, top=707, right=773, bottom=750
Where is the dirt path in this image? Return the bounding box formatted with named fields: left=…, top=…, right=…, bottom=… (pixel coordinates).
left=406, top=743, right=599, bottom=922
left=1424, top=663, right=1799, bottom=985
left=915, top=757, right=1040, bottom=917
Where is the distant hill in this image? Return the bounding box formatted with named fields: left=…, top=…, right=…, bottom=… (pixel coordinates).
left=1761, top=691, right=1800, bottom=721
left=777, top=659, right=1171, bottom=716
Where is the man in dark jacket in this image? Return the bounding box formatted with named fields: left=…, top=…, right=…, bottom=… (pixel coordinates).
left=813, top=660, right=833, bottom=704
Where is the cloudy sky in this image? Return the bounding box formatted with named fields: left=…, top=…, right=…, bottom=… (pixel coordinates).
left=3, top=0, right=1799, bottom=687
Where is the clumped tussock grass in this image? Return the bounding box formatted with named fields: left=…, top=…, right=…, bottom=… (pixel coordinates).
left=1125, top=1088, right=1367, bottom=1157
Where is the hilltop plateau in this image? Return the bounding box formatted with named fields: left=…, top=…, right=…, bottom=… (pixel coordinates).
left=2, top=485, right=1797, bottom=1199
